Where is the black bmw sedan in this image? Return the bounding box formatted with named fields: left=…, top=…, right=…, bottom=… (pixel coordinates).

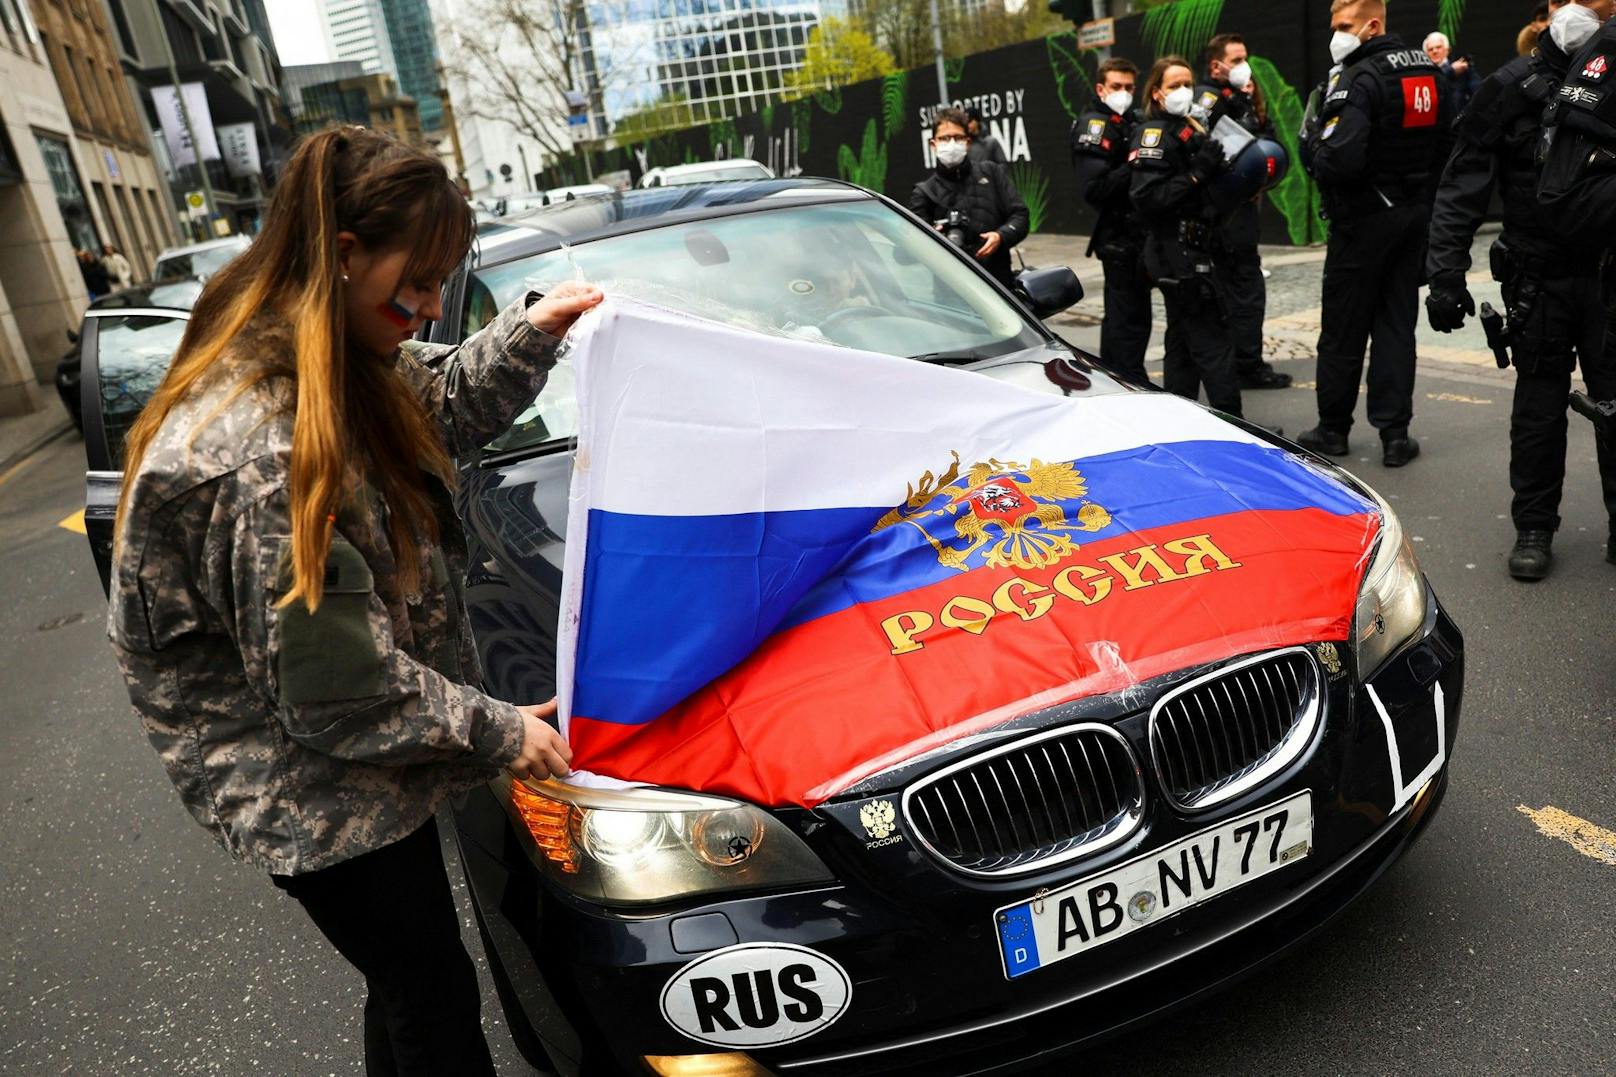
left=421, top=181, right=1463, bottom=1076
left=77, top=179, right=1462, bottom=1076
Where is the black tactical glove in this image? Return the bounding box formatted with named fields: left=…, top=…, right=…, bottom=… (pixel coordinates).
left=1425, top=276, right=1476, bottom=333
left=1190, top=138, right=1227, bottom=183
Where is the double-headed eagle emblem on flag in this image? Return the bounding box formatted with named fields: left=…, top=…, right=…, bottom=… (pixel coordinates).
left=873, top=453, right=1112, bottom=571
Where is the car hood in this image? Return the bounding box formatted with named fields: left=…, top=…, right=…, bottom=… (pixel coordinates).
left=464, top=335, right=1380, bottom=808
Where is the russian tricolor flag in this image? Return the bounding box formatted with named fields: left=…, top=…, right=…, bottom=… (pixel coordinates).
left=557, top=300, right=1378, bottom=807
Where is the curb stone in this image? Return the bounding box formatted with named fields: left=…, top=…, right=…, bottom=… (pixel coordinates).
left=0, top=418, right=75, bottom=478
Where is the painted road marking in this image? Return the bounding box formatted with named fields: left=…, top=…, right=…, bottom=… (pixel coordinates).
left=0, top=452, right=42, bottom=491
left=58, top=509, right=86, bottom=535
left=1517, top=805, right=1616, bottom=867
left=1426, top=392, right=1492, bottom=405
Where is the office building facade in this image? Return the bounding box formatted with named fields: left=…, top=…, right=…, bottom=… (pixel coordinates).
left=105, top=0, right=291, bottom=236
left=586, top=0, right=847, bottom=134
left=283, top=61, right=426, bottom=147
left=320, top=0, right=396, bottom=77
left=319, top=0, right=443, bottom=132
left=29, top=0, right=177, bottom=283
left=0, top=0, right=80, bottom=412
left=379, top=0, right=442, bottom=131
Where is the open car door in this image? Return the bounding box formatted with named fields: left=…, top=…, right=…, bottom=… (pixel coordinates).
left=79, top=307, right=191, bottom=594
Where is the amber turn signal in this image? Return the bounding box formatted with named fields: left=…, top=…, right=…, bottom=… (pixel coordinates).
left=509, top=779, right=580, bottom=874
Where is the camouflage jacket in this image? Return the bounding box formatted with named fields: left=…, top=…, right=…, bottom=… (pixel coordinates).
left=108, top=296, right=560, bottom=874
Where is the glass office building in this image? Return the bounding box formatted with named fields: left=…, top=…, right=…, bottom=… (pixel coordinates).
left=321, top=0, right=445, bottom=131
left=381, top=0, right=445, bottom=131
left=580, top=0, right=847, bottom=135
left=323, top=0, right=399, bottom=76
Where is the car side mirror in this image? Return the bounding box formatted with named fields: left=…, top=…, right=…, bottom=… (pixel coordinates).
left=1015, top=266, right=1084, bottom=319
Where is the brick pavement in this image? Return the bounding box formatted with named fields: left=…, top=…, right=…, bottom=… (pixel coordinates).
left=1019, top=230, right=1503, bottom=378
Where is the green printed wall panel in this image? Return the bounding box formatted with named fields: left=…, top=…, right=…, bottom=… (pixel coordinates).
left=539, top=0, right=1512, bottom=245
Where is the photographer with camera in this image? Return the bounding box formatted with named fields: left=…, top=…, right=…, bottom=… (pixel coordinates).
left=910, top=107, right=1028, bottom=289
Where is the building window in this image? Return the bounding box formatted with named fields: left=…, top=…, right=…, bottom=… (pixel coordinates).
left=147, top=187, right=173, bottom=246
left=0, top=123, right=21, bottom=186
left=160, top=4, right=201, bottom=66
left=92, top=181, right=128, bottom=260
left=61, top=42, right=102, bottom=128
left=113, top=183, right=149, bottom=274
left=11, top=0, right=39, bottom=46
left=107, top=0, right=137, bottom=57
left=108, top=63, right=134, bottom=137
left=35, top=132, right=101, bottom=251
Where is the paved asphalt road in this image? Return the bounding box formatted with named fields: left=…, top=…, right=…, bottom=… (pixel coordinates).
left=3, top=250, right=1615, bottom=1074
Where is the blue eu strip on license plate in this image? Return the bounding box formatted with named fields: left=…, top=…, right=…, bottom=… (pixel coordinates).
left=995, top=790, right=1313, bottom=979
left=997, top=904, right=1042, bottom=978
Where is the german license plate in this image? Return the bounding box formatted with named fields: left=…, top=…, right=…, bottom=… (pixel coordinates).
left=995, top=790, right=1313, bottom=979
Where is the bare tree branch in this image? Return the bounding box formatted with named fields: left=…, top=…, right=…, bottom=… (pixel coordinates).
left=438, top=0, right=644, bottom=167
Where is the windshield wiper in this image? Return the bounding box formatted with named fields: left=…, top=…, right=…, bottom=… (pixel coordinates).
left=909, top=350, right=984, bottom=364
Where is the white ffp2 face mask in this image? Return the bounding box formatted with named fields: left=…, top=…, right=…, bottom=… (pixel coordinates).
left=1227, top=61, right=1252, bottom=89
left=1330, top=29, right=1363, bottom=63
left=1103, top=90, right=1134, bottom=115
left=1550, top=3, right=1601, bottom=54
left=934, top=140, right=969, bottom=167
left=1163, top=86, right=1194, bottom=117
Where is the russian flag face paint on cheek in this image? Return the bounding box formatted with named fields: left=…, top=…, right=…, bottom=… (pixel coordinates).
left=378, top=293, right=420, bottom=329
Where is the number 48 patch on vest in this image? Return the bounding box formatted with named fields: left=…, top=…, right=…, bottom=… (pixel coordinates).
left=1401, top=75, right=1438, bottom=128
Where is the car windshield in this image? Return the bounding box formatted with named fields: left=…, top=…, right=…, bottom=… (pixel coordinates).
left=95, top=314, right=188, bottom=466
left=153, top=242, right=244, bottom=282
left=468, top=199, right=1043, bottom=453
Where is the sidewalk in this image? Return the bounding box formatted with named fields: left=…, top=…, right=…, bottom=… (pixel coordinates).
left=0, top=392, right=74, bottom=478
left=1019, top=231, right=1500, bottom=375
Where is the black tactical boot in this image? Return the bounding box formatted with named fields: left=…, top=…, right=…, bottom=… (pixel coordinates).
left=1507, top=530, right=1553, bottom=581
left=1296, top=426, right=1349, bottom=456
left=1607, top=531, right=1616, bottom=566
left=1239, top=363, right=1293, bottom=390
left=1382, top=434, right=1421, bottom=467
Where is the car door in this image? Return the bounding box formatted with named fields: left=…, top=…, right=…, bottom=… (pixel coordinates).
left=79, top=308, right=191, bottom=593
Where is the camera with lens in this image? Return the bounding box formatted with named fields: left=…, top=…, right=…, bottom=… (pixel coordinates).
left=935, top=210, right=980, bottom=253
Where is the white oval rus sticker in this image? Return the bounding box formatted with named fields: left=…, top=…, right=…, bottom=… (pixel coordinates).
left=659, top=942, right=852, bottom=1049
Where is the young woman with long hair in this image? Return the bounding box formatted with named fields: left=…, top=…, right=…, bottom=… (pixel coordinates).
left=108, top=125, right=601, bottom=1073
left=1128, top=56, right=1246, bottom=419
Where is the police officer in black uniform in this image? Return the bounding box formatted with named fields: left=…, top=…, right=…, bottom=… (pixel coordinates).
left=1538, top=1, right=1616, bottom=236
left=1533, top=0, right=1616, bottom=566
left=1192, top=32, right=1292, bottom=390
left=1298, top=0, right=1450, bottom=468
left=1427, top=1, right=1616, bottom=580
left=1072, top=56, right=1153, bottom=387
left=1130, top=55, right=1248, bottom=418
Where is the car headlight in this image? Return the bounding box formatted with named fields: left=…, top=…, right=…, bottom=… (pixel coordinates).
left=1353, top=483, right=1428, bottom=678
left=501, top=776, right=833, bottom=905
